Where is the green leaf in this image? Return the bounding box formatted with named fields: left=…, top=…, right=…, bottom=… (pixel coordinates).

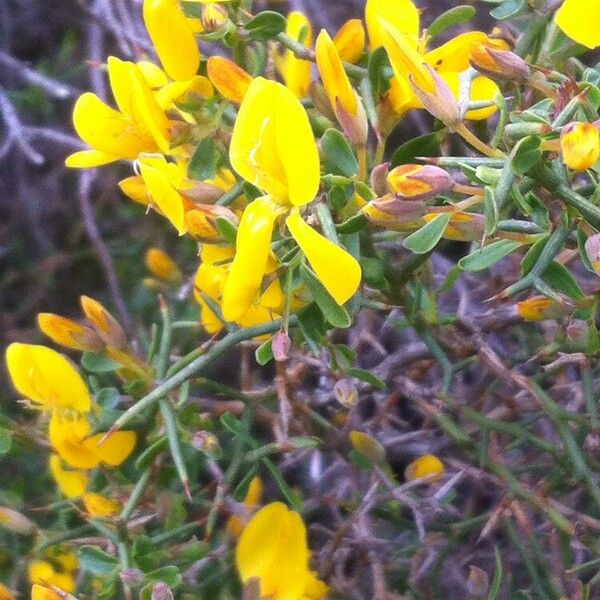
left=483, top=186, right=499, bottom=236
left=245, top=11, right=286, bottom=40
left=336, top=213, right=368, bottom=234
left=95, top=387, right=121, bottom=409
left=368, top=47, right=393, bottom=96
left=78, top=546, right=119, bottom=575
left=255, top=339, right=274, bottom=366
left=347, top=368, right=386, bottom=390
left=81, top=352, right=121, bottom=373
left=321, top=129, right=359, bottom=177
left=135, top=437, right=169, bottom=471
left=578, top=227, right=596, bottom=273
left=543, top=261, right=585, bottom=300
left=511, top=135, right=542, bottom=176
left=297, top=304, right=327, bottom=353
left=0, top=428, right=11, bottom=455
left=233, top=465, right=259, bottom=502
left=428, top=6, right=476, bottom=39
left=215, top=216, right=238, bottom=244
left=187, top=137, right=219, bottom=181
left=459, top=240, right=522, bottom=271
left=522, top=234, right=549, bottom=274
left=391, top=132, right=443, bottom=167
left=144, top=566, right=182, bottom=587
left=403, top=213, right=451, bottom=254
left=490, top=0, right=527, bottom=19
left=299, top=264, right=352, bottom=328
left=489, top=545, right=503, bottom=600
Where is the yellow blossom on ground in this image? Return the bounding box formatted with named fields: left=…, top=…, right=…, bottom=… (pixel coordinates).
left=405, top=454, right=445, bottom=482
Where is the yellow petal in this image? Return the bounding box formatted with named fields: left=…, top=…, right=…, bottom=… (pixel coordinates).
left=38, top=313, right=103, bottom=352
left=561, top=122, right=600, bottom=171
left=5, top=343, right=91, bottom=413
left=119, top=175, right=150, bottom=205
left=137, top=59, right=169, bottom=88
left=280, top=11, right=313, bottom=99
left=143, top=0, right=201, bottom=81
left=378, top=20, right=434, bottom=93
left=0, top=584, right=15, bottom=600
left=49, top=455, right=88, bottom=499
left=334, top=19, right=366, bottom=64
left=555, top=0, right=600, bottom=49
left=81, top=492, right=121, bottom=517
left=85, top=431, right=136, bottom=467
left=424, top=31, right=488, bottom=72
left=230, top=78, right=320, bottom=206
left=155, top=75, right=214, bottom=110
left=207, top=56, right=252, bottom=104
left=145, top=248, right=182, bottom=282
left=286, top=210, right=361, bottom=305
left=405, top=454, right=444, bottom=482
left=315, top=29, right=357, bottom=117
left=31, top=585, right=63, bottom=600
left=221, top=197, right=277, bottom=322
left=235, top=502, right=310, bottom=600
left=365, top=0, right=420, bottom=50
left=71, top=93, right=152, bottom=159
left=140, top=156, right=187, bottom=234
left=49, top=413, right=100, bottom=469
left=65, top=149, right=117, bottom=168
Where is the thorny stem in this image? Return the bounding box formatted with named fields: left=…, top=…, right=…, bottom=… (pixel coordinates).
left=102, top=316, right=298, bottom=435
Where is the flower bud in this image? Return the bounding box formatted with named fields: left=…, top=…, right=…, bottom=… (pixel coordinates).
left=201, top=3, right=228, bottom=32
left=184, top=204, right=238, bottom=243
left=145, top=248, right=183, bottom=284
left=280, top=12, right=313, bottom=99
left=349, top=430, right=386, bottom=464
left=362, top=196, right=426, bottom=229
left=404, top=454, right=444, bottom=482
left=470, top=42, right=530, bottom=81
left=560, top=122, right=600, bottom=172
left=192, top=430, right=221, bottom=456
left=207, top=56, right=252, bottom=105
left=334, top=379, right=359, bottom=408
left=410, top=64, right=461, bottom=127
left=272, top=331, right=291, bottom=362
left=0, top=507, right=37, bottom=535
left=151, top=583, right=174, bottom=600
left=0, top=584, right=15, bottom=600
left=120, top=569, right=143, bottom=586
left=516, top=296, right=574, bottom=321
left=466, top=565, right=489, bottom=597
left=585, top=233, right=600, bottom=274
left=425, top=211, right=485, bottom=242
left=80, top=296, right=128, bottom=350
left=370, top=162, right=390, bottom=197
left=388, top=164, right=454, bottom=201
left=37, top=313, right=104, bottom=352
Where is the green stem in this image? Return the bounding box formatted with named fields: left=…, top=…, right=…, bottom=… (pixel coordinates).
left=120, top=468, right=151, bottom=523
left=106, top=317, right=298, bottom=433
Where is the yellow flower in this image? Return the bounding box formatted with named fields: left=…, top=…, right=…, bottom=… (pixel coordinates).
left=145, top=248, right=183, bottom=283
left=315, top=29, right=368, bottom=145
left=226, top=476, right=263, bottom=537
left=555, top=0, right=600, bottom=49
left=207, top=56, right=252, bottom=104
left=280, top=12, right=313, bottom=99
left=31, top=586, right=64, bottom=600
left=560, top=122, right=600, bottom=171
left=387, top=164, right=454, bottom=200
left=223, top=77, right=361, bottom=321
left=405, top=454, right=445, bottom=482
left=37, top=313, right=103, bottom=353
left=82, top=493, right=121, bottom=518
left=49, top=455, right=89, bottom=500
left=143, top=0, right=200, bottom=81
left=516, top=296, right=571, bottom=321
left=66, top=57, right=171, bottom=168
left=29, top=561, right=75, bottom=594
left=49, top=412, right=136, bottom=470
left=80, top=296, right=128, bottom=351
left=334, top=19, right=366, bottom=64
left=0, top=584, right=15, bottom=600
left=235, top=502, right=328, bottom=600
left=366, top=0, right=499, bottom=120
left=5, top=344, right=91, bottom=413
